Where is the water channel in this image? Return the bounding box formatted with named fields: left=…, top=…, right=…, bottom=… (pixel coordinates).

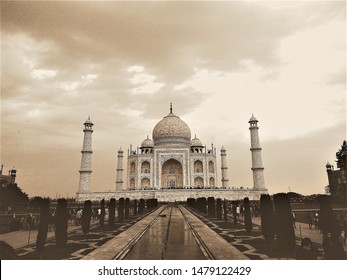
left=124, top=204, right=205, bottom=260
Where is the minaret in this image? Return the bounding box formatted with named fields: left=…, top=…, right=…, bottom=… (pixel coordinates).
left=116, top=147, right=124, bottom=191
left=220, top=146, right=229, bottom=188
left=78, top=117, right=93, bottom=193
left=249, top=114, right=266, bottom=190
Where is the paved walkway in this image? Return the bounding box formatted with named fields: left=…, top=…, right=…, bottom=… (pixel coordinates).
left=82, top=206, right=166, bottom=260
left=180, top=205, right=248, bottom=260
left=83, top=205, right=248, bottom=260
left=0, top=220, right=97, bottom=251
left=251, top=217, right=347, bottom=252
left=1, top=213, right=345, bottom=259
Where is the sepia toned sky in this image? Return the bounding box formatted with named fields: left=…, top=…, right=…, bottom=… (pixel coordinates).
left=1, top=0, right=345, bottom=198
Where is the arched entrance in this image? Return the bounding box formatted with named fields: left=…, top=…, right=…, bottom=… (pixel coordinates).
left=161, top=159, right=183, bottom=189
left=141, top=178, right=150, bottom=189
left=194, top=176, right=204, bottom=188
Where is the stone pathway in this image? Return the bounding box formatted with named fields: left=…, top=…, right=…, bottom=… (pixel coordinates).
left=186, top=208, right=347, bottom=260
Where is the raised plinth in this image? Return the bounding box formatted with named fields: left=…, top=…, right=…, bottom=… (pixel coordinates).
left=76, top=188, right=267, bottom=202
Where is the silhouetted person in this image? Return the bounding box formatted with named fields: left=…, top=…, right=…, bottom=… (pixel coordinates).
left=323, top=233, right=345, bottom=260
left=292, top=212, right=296, bottom=229
left=338, top=215, right=346, bottom=245
left=307, top=211, right=313, bottom=229
left=314, top=211, right=319, bottom=230
left=296, top=238, right=319, bottom=260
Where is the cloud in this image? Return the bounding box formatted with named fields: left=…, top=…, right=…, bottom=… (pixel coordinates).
left=1, top=1, right=327, bottom=83
left=326, top=68, right=346, bottom=88
left=262, top=121, right=346, bottom=195
left=1, top=1, right=345, bottom=198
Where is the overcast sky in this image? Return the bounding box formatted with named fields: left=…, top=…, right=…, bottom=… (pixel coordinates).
left=1, top=0, right=345, bottom=198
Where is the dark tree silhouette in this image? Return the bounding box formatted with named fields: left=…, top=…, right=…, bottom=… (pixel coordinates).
left=82, top=200, right=92, bottom=235
left=319, top=194, right=345, bottom=259
left=55, top=199, right=69, bottom=247
left=29, top=196, right=46, bottom=209
left=125, top=198, right=130, bottom=219
left=197, top=198, right=203, bottom=212
left=36, top=198, right=50, bottom=257
left=318, top=195, right=336, bottom=235
left=260, top=194, right=275, bottom=242
left=207, top=197, right=215, bottom=217
left=232, top=202, right=237, bottom=225
left=216, top=198, right=222, bottom=220
left=244, top=198, right=252, bottom=232
left=273, top=193, right=296, bottom=253
left=197, top=197, right=207, bottom=214
left=0, top=183, right=29, bottom=211
left=133, top=199, right=138, bottom=216
left=223, top=200, right=228, bottom=222
left=187, top=198, right=196, bottom=208
left=138, top=199, right=145, bottom=214
left=191, top=198, right=197, bottom=209
left=99, top=199, right=105, bottom=227
left=118, top=198, right=125, bottom=222
left=109, top=198, right=116, bottom=226
left=336, top=140, right=346, bottom=170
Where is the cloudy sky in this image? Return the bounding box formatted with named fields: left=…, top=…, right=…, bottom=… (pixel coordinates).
left=1, top=0, right=345, bottom=198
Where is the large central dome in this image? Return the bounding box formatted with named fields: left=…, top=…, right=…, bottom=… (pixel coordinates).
left=152, top=106, right=191, bottom=146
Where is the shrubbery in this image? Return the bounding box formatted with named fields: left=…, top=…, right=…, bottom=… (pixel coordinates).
left=55, top=199, right=68, bottom=247
left=273, top=193, right=296, bottom=253
left=244, top=198, right=252, bottom=232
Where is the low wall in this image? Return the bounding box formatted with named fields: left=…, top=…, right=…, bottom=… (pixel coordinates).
left=76, top=188, right=267, bottom=202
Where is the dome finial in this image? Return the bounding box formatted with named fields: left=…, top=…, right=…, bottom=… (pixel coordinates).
left=170, top=102, right=173, bottom=113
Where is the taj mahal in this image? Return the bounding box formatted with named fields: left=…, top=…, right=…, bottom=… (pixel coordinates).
left=76, top=104, right=268, bottom=202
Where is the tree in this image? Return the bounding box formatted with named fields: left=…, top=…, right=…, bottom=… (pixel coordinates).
left=318, top=195, right=344, bottom=259
left=125, top=198, right=130, bottom=219
left=99, top=199, right=105, bottom=227
left=273, top=193, right=296, bottom=253
left=29, top=196, right=46, bottom=210
left=232, top=202, right=237, bottom=225
left=36, top=198, right=50, bottom=257
left=318, top=195, right=335, bottom=235
left=118, top=198, right=124, bottom=222
left=336, top=140, right=346, bottom=170
left=109, top=198, right=116, bottom=226
left=243, top=198, right=252, bottom=232
left=0, top=183, right=29, bottom=211
left=216, top=199, right=222, bottom=220
left=138, top=199, right=145, bottom=214
left=133, top=199, right=138, bottom=216
left=55, top=199, right=69, bottom=247
left=223, top=200, right=228, bottom=222
left=260, top=194, right=275, bottom=242
left=197, top=197, right=207, bottom=214
left=207, top=197, right=215, bottom=217
left=82, top=200, right=92, bottom=235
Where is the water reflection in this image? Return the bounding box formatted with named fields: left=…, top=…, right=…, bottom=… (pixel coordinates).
left=124, top=205, right=205, bottom=260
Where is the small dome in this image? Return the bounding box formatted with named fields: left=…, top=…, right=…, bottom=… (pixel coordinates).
left=249, top=114, right=258, bottom=122
left=191, top=136, right=203, bottom=147
left=152, top=108, right=191, bottom=146
left=84, top=116, right=93, bottom=125
left=141, top=137, right=153, bottom=148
